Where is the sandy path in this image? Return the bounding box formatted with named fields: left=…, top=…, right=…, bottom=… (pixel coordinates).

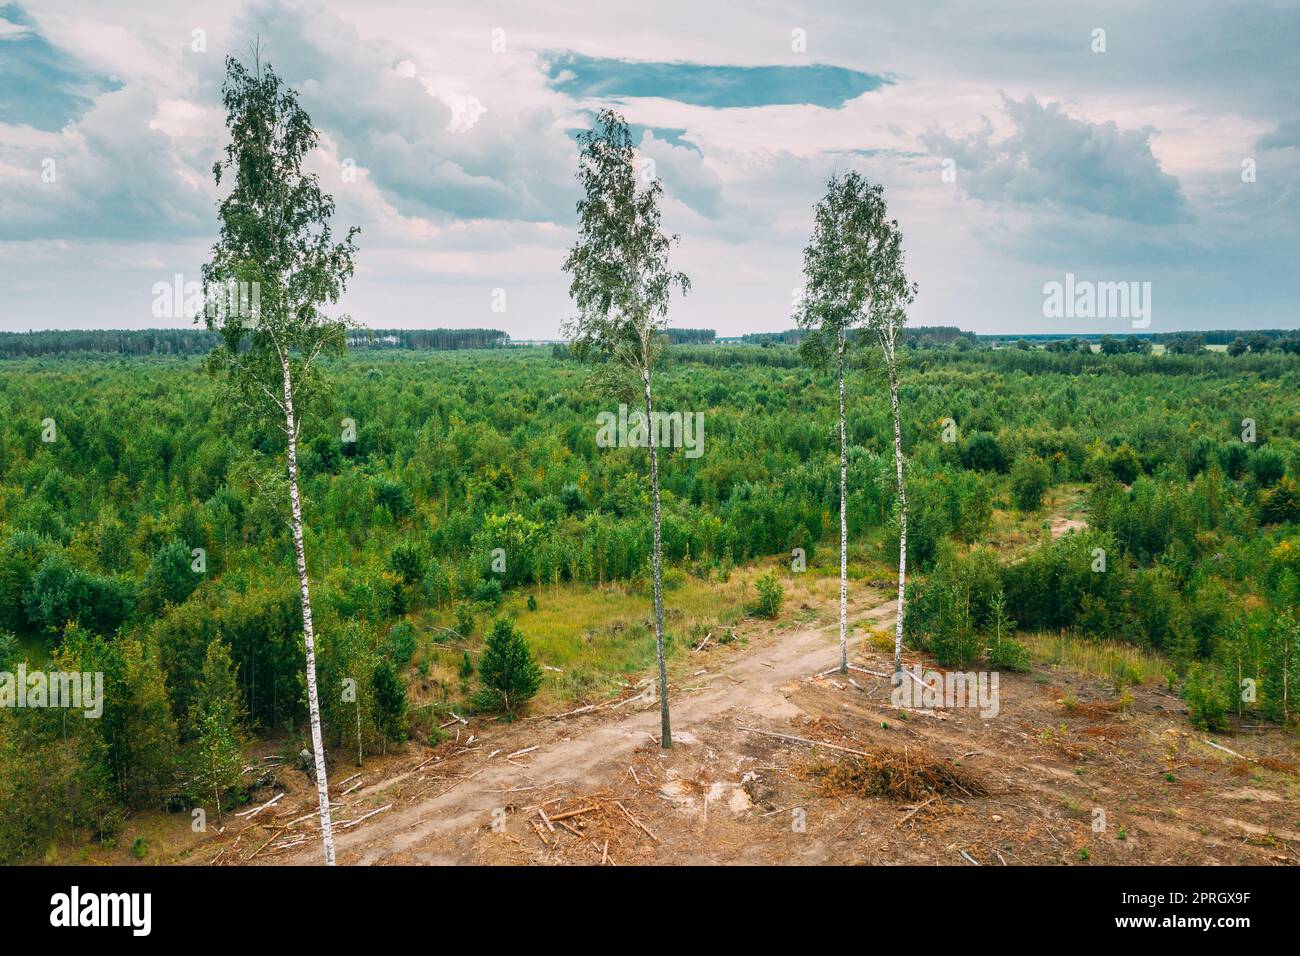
left=283, top=599, right=896, bottom=864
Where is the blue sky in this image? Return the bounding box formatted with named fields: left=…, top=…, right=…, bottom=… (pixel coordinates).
left=0, top=0, right=1297, bottom=336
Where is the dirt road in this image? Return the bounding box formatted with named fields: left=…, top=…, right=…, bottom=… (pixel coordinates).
left=231, top=591, right=1300, bottom=867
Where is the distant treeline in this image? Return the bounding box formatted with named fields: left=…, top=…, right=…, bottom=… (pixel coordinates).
left=346, top=329, right=510, bottom=350
left=0, top=328, right=511, bottom=358
left=0, top=329, right=221, bottom=358
left=997, top=329, right=1300, bottom=346
left=666, top=328, right=716, bottom=344
left=739, top=326, right=965, bottom=347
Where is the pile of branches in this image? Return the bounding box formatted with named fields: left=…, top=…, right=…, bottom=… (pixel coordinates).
left=807, top=748, right=987, bottom=802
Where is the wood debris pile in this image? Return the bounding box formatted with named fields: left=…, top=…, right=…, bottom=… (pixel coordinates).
left=804, top=747, right=988, bottom=803
left=508, top=790, right=661, bottom=865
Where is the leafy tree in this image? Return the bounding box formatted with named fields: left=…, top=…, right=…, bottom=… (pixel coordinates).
left=192, top=637, right=244, bottom=737
left=385, top=620, right=417, bottom=667
left=986, top=589, right=1029, bottom=672
left=200, top=48, right=359, bottom=865
left=188, top=705, right=244, bottom=819
left=387, top=542, right=426, bottom=586
left=1261, top=477, right=1300, bottom=525
left=1010, top=455, right=1051, bottom=512
left=797, top=171, right=915, bottom=675
left=562, top=109, right=688, bottom=747
left=961, top=432, right=1007, bottom=473
left=141, top=540, right=200, bottom=612
left=1249, top=448, right=1287, bottom=488
left=24, top=553, right=134, bottom=635
left=1182, top=662, right=1230, bottom=731
left=474, top=618, right=543, bottom=719
left=1110, top=444, right=1142, bottom=484
left=795, top=173, right=870, bottom=674
left=370, top=660, right=407, bottom=746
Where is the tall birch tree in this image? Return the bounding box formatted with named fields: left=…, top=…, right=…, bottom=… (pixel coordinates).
left=796, top=172, right=915, bottom=676
left=562, top=110, right=688, bottom=748
left=863, top=241, right=917, bottom=679
left=201, top=50, right=359, bottom=865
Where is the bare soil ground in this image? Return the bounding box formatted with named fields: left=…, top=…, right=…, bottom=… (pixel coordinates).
left=181, top=589, right=1300, bottom=867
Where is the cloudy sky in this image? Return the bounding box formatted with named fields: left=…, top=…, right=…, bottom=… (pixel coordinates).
left=1, top=0, right=1297, bottom=337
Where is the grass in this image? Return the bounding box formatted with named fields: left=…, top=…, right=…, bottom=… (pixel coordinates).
left=407, top=558, right=835, bottom=715
left=1022, top=631, right=1167, bottom=687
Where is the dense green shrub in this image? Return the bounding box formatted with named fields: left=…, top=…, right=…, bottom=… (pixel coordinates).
left=752, top=571, right=784, bottom=619
left=473, top=618, right=543, bottom=719
left=1010, top=455, right=1051, bottom=512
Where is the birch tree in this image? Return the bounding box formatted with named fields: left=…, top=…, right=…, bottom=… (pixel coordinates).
left=865, top=270, right=917, bottom=679
left=201, top=49, right=359, bottom=865
left=796, top=172, right=894, bottom=674
left=562, top=109, right=689, bottom=748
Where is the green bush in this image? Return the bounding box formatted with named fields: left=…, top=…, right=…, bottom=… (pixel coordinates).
left=385, top=621, right=417, bottom=666
left=453, top=602, right=476, bottom=639
left=387, top=542, right=427, bottom=586
left=752, top=571, right=784, bottom=619
left=1182, top=663, right=1230, bottom=732
left=371, top=661, right=408, bottom=743
left=473, top=578, right=504, bottom=606
left=1250, top=448, right=1287, bottom=488
left=1010, top=455, right=1051, bottom=512
left=960, top=432, right=1007, bottom=473
left=473, top=618, right=543, bottom=719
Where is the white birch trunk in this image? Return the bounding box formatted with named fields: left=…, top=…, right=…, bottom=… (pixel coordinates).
left=644, top=370, right=672, bottom=748
left=884, top=337, right=908, bottom=676
left=281, top=356, right=337, bottom=865
left=837, top=335, right=848, bottom=675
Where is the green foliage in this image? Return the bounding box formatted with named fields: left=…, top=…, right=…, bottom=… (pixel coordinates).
left=370, top=661, right=407, bottom=743
left=387, top=542, right=427, bottom=586
left=24, top=553, right=135, bottom=635
left=200, top=50, right=358, bottom=424
left=1261, top=477, right=1300, bottom=525
left=961, top=432, right=1007, bottom=473
left=473, top=618, right=543, bottom=719
left=473, top=578, right=504, bottom=606
left=2, top=320, right=1300, bottom=853
left=561, top=108, right=689, bottom=368
left=454, top=602, right=476, bottom=639
left=986, top=590, right=1030, bottom=672
left=1250, top=448, right=1287, bottom=488
left=1010, top=455, right=1051, bottom=512
left=752, top=571, right=784, bottom=619
left=141, top=540, right=199, bottom=612
left=385, top=620, right=417, bottom=667
left=187, top=703, right=244, bottom=818
left=1182, top=662, right=1230, bottom=732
